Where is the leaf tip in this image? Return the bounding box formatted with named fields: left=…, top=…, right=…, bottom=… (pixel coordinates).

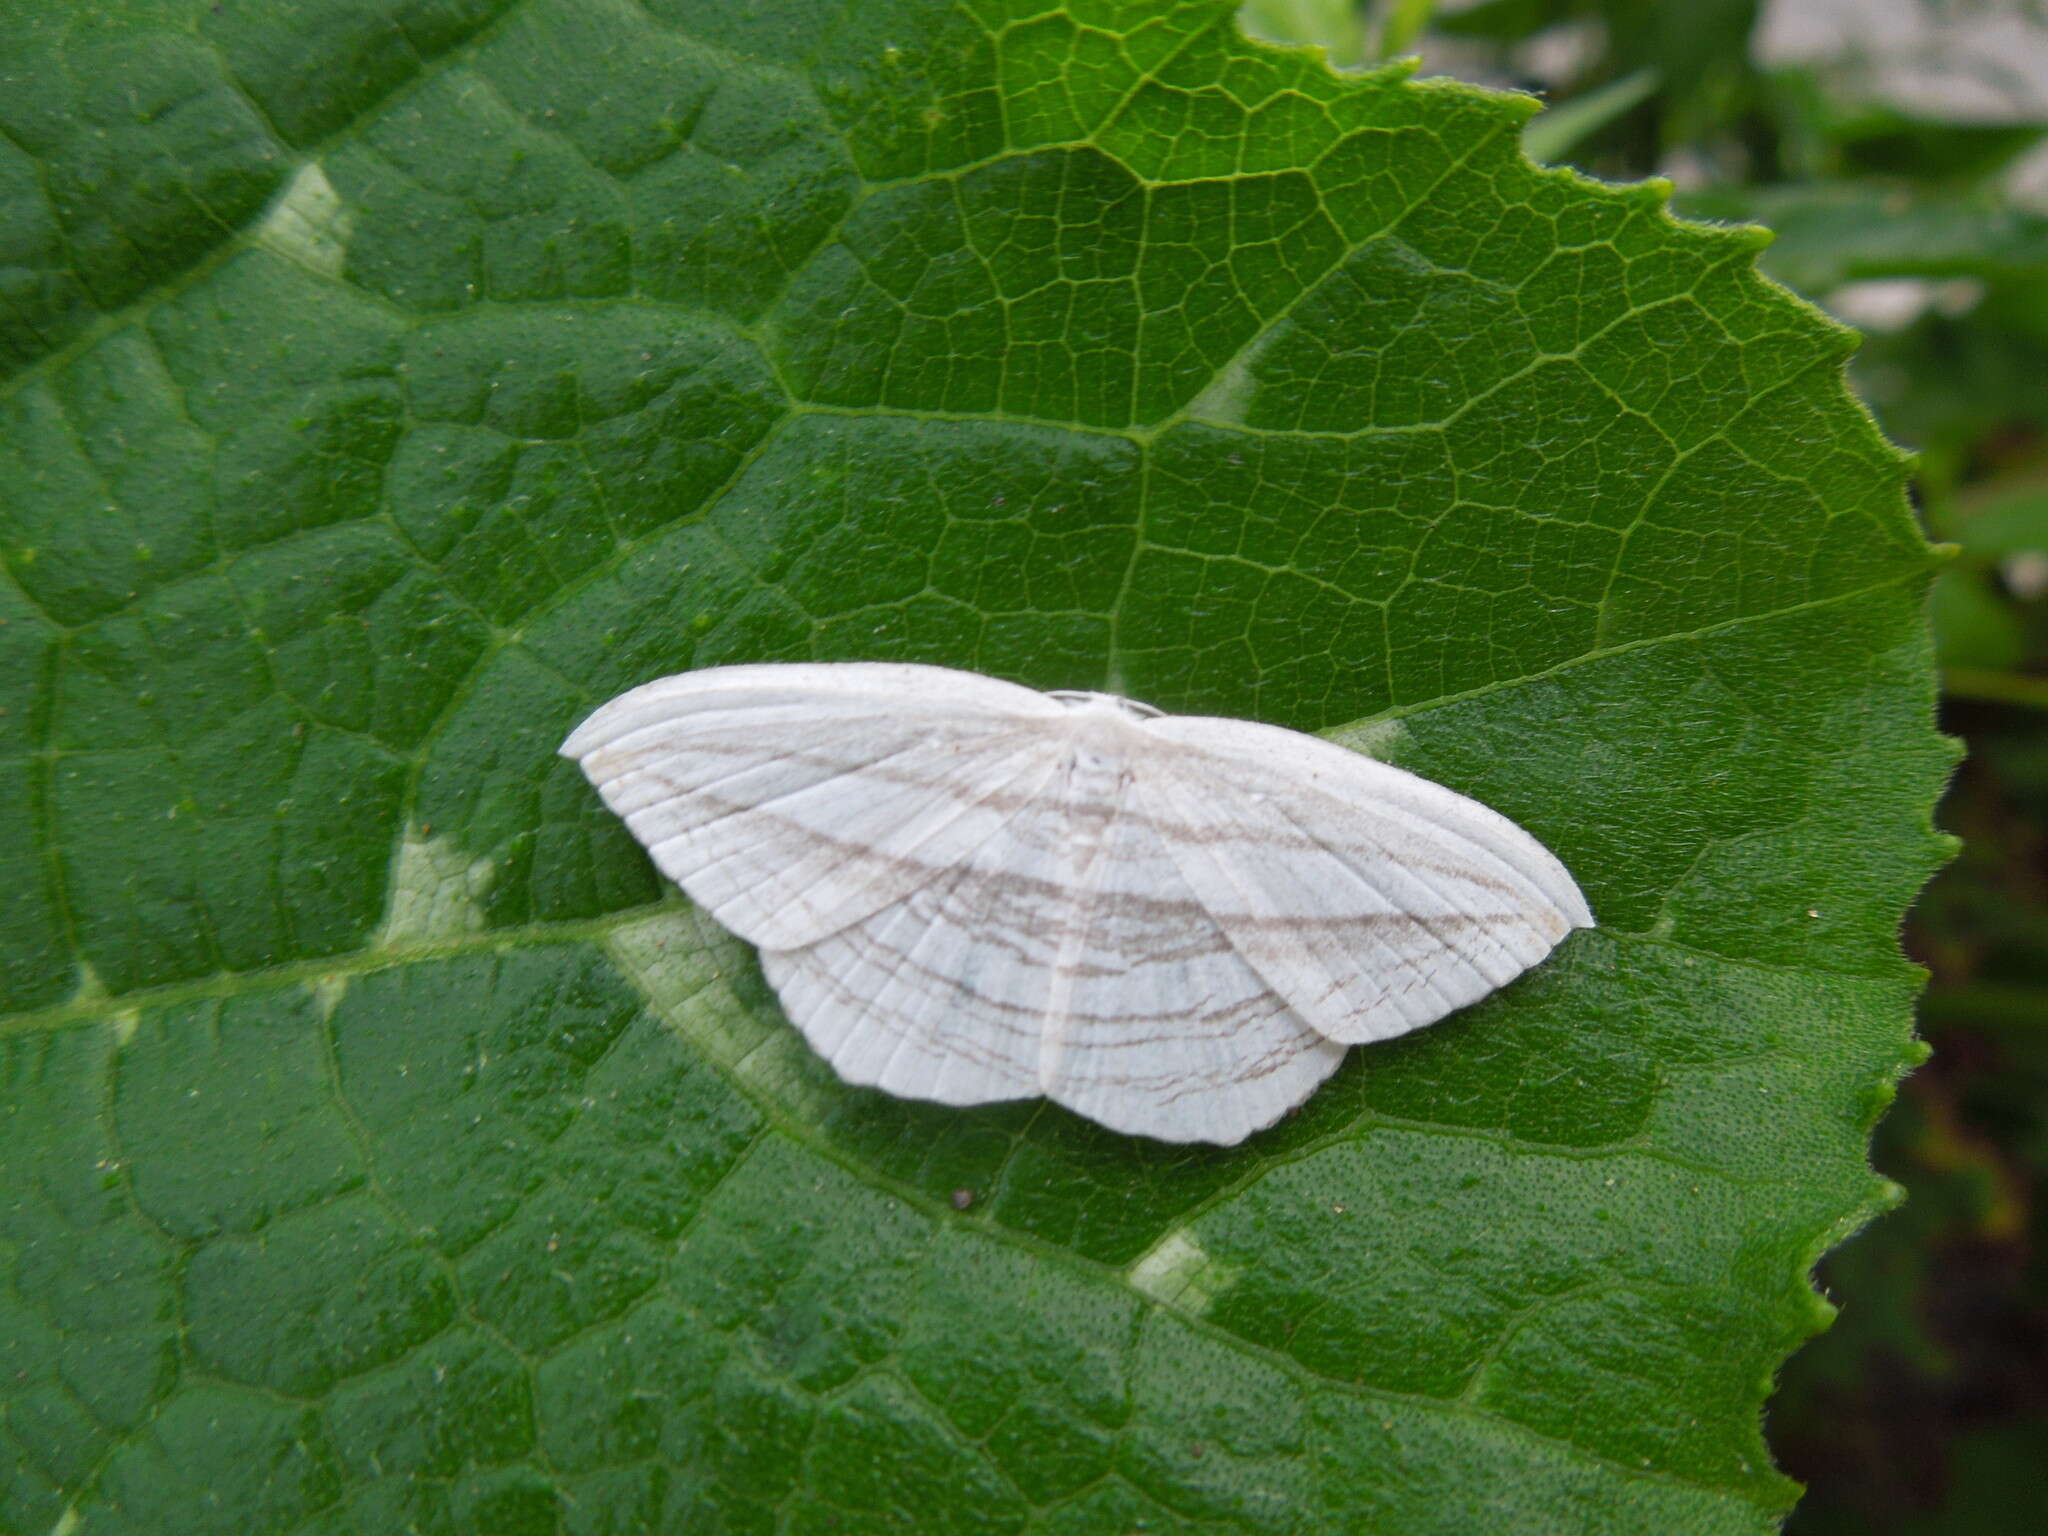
left=1380, top=53, right=1426, bottom=85
left=1802, top=1291, right=1840, bottom=1334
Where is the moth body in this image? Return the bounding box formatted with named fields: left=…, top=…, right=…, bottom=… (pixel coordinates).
left=565, top=661, right=1592, bottom=1144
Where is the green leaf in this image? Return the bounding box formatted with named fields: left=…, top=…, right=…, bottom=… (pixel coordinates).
left=0, top=2, right=1950, bottom=1532
left=1678, top=182, right=2048, bottom=296
left=1521, top=69, right=1662, bottom=166
left=1239, top=0, right=1371, bottom=66
left=1950, top=484, right=2048, bottom=561
left=1929, top=482, right=2048, bottom=696
left=1931, top=567, right=2029, bottom=673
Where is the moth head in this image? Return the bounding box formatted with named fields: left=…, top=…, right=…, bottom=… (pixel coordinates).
left=1046, top=688, right=1164, bottom=721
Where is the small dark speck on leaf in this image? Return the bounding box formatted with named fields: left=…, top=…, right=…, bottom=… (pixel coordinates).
left=950, top=1187, right=974, bottom=1210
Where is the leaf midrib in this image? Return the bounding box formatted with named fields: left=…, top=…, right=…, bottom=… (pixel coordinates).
left=1, top=564, right=1931, bottom=1041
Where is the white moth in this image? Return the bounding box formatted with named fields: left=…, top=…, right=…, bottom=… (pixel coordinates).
left=564, top=662, right=1592, bottom=1146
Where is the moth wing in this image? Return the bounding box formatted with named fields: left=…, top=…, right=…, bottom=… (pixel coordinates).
left=562, top=663, right=1067, bottom=950
left=1037, top=783, right=1348, bottom=1145
left=760, top=784, right=1078, bottom=1113
left=766, top=737, right=1344, bottom=1145
left=1135, top=714, right=1591, bottom=1046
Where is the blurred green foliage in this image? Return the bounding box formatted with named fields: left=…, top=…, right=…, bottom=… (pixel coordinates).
left=1248, top=1, right=2048, bottom=1530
